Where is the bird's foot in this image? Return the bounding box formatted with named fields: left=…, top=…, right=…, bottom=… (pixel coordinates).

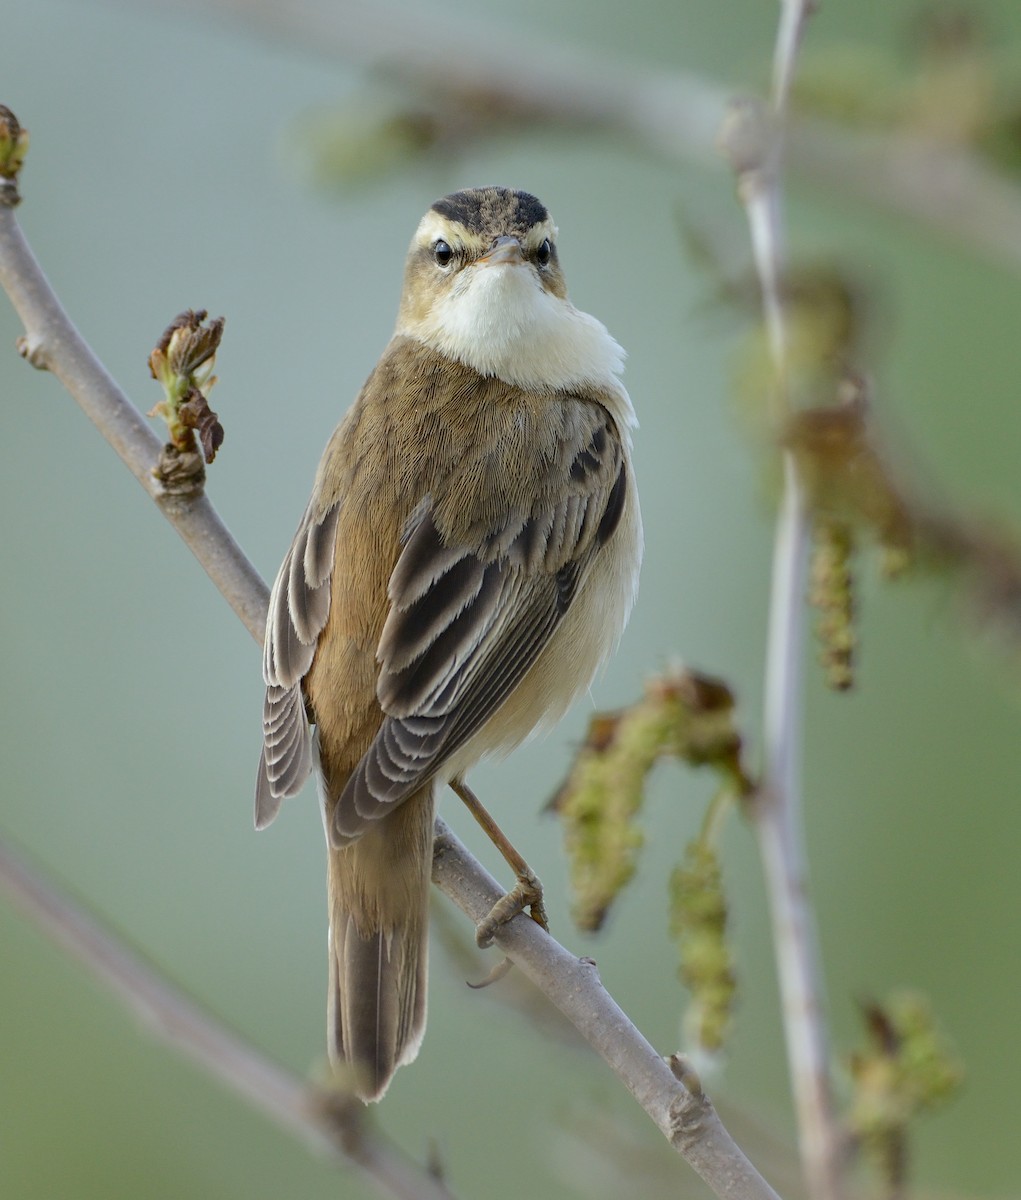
left=475, top=866, right=548, bottom=949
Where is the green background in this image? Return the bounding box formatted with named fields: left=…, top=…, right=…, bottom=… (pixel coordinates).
left=2, top=1, right=1020, bottom=1197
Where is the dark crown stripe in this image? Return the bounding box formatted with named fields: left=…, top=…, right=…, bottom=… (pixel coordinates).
left=431, top=187, right=549, bottom=237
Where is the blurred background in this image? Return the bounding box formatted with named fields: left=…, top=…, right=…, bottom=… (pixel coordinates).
left=1, top=1, right=1020, bottom=1197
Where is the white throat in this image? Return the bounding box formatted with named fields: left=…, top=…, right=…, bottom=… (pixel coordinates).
left=400, top=263, right=627, bottom=395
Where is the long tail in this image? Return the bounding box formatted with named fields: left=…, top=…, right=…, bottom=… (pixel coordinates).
left=326, top=787, right=434, bottom=1102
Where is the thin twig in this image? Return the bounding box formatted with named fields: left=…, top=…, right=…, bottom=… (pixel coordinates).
left=759, top=466, right=839, bottom=1200
left=0, top=836, right=457, bottom=1200
left=432, top=822, right=783, bottom=1200
left=156, top=0, right=1021, bottom=273
left=0, top=121, right=782, bottom=1200
left=724, top=3, right=846, bottom=1198
left=0, top=206, right=268, bottom=643
left=772, top=0, right=817, bottom=113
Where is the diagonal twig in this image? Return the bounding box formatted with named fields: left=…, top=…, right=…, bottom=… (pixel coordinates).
left=431, top=822, right=782, bottom=1200
left=0, top=836, right=457, bottom=1200
left=0, top=196, right=268, bottom=643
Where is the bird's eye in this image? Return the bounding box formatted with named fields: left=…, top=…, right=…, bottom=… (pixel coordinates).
left=433, top=240, right=453, bottom=267
left=536, top=238, right=553, bottom=266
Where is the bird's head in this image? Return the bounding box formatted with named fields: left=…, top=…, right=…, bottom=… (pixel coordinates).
left=396, top=187, right=623, bottom=392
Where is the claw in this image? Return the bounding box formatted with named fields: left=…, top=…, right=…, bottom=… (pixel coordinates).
left=466, top=957, right=514, bottom=989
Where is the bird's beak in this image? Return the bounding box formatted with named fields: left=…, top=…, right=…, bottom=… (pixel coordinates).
left=477, top=236, right=525, bottom=267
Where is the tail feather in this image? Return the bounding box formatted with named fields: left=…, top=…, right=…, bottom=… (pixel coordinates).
left=326, top=788, right=433, bottom=1102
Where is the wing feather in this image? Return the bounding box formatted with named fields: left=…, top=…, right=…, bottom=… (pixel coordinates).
left=381, top=547, right=490, bottom=675
left=331, top=402, right=627, bottom=846
left=255, top=500, right=341, bottom=826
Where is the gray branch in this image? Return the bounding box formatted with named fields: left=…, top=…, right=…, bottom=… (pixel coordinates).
left=0, top=837, right=459, bottom=1200
left=725, top=3, right=846, bottom=1197
left=0, top=206, right=268, bottom=643
left=432, top=823, right=782, bottom=1200
left=162, top=0, right=1021, bottom=272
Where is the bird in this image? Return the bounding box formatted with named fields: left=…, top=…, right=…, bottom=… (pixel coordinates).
left=255, top=186, right=642, bottom=1102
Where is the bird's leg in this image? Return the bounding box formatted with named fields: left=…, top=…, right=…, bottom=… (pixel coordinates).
left=449, top=778, right=549, bottom=948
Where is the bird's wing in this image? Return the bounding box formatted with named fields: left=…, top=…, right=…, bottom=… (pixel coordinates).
left=331, top=404, right=627, bottom=844
left=255, top=499, right=341, bottom=828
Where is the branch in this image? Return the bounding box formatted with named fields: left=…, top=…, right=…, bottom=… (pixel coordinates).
left=0, top=192, right=268, bottom=644
left=0, top=112, right=782, bottom=1200
left=159, top=0, right=1021, bottom=273
left=773, top=0, right=817, bottom=113
left=791, top=121, right=1021, bottom=272
left=721, top=6, right=846, bottom=1199
left=432, top=822, right=782, bottom=1200
left=0, top=836, right=456, bottom=1200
